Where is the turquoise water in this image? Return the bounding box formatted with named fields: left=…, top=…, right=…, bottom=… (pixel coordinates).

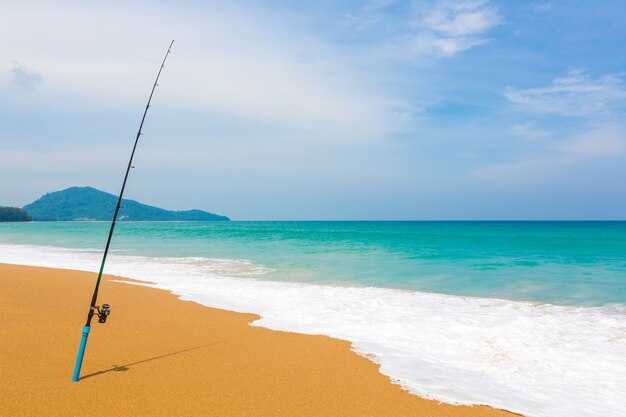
left=1, top=221, right=625, bottom=306
left=3, top=221, right=626, bottom=416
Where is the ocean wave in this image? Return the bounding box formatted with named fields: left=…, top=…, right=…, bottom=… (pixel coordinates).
left=1, top=243, right=625, bottom=417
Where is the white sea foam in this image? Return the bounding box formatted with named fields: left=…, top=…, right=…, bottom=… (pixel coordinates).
left=1, top=243, right=625, bottom=417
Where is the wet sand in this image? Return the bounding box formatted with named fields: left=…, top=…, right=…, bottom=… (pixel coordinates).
left=0, top=263, right=518, bottom=416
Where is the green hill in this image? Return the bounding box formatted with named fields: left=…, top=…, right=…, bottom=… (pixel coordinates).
left=23, top=187, right=229, bottom=221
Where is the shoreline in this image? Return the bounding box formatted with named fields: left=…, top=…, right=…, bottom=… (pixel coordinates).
left=0, top=263, right=517, bottom=416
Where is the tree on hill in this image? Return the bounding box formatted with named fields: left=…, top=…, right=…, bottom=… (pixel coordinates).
left=0, top=207, right=32, bottom=222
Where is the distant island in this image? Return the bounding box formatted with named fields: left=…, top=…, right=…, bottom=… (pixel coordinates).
left=20, top=187, right=229, bottom=221
left=0, top=207, right=32, bottom=222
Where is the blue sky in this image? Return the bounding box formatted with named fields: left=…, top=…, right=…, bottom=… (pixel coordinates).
left=1, top=0, right=625, bottom=219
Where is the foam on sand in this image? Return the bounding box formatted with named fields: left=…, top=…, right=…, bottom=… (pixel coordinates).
left=1, top=243, right=625, bottom=417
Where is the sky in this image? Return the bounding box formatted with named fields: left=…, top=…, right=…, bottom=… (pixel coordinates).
left=1, top=0, right=625, bottom=220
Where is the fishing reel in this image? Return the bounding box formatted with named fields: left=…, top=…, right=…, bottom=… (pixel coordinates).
left=96, top=304, right=111, bottom=324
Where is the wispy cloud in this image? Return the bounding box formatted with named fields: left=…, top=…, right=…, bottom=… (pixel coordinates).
left=414, top=0, right=501, bottom=56
left=424, top=1, right=500, bottom=36
left=474, top=125, right=626, bottom=182
left=555, top=126, right=625, bottom=157
left=11, top=61, right=43, bottom=89
left=354, top=0, right=501, bottom=58
left=0, top=1, right=408, bottom=143
left=504, top=71, right=626, bottom=116
left=510, top=122, right=551, bottom=138
left=492, top=70, right=626, bottom=189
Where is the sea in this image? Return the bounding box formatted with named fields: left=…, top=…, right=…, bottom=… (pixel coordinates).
left=1, top=221, right=625, bottom=417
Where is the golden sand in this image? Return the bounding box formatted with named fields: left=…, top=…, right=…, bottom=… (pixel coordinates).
left=0, top=263, right=518, bottom=416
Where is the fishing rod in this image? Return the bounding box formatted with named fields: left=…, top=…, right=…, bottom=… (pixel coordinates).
left=72, top=40, right=174, bottom=382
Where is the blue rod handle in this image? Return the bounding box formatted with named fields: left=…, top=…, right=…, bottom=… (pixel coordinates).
left=72, top=325, right=91, bottom=382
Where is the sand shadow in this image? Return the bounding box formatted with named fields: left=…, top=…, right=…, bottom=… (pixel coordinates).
left=79, top=341, right=225, bottom=380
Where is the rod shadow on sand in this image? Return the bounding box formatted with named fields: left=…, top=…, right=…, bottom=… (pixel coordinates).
left=79, top=341, right=226, bottom=380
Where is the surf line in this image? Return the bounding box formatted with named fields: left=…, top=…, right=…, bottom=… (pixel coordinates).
left=72, top=40, right=175, bottom=382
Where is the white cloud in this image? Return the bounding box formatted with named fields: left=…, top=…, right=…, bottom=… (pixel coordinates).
left=510, top=122, right=551, bottom=138
left=424, top=1, right=499, bottom=36
left=414, top=0, right=501, bottom=57
left=505, top=71, right=626, bottom=116
left=0, top=1, right=408, bottom=143
left=474, top=125, right=626, bottom=182
left=432, top=36, right=487, bottom=55
left=11, top=61, right=43, bottom=89
left=556, top=126, right=625, bottom=157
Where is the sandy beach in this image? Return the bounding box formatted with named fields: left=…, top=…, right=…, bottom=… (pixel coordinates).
left=0, top=263, right=517, bottom=416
